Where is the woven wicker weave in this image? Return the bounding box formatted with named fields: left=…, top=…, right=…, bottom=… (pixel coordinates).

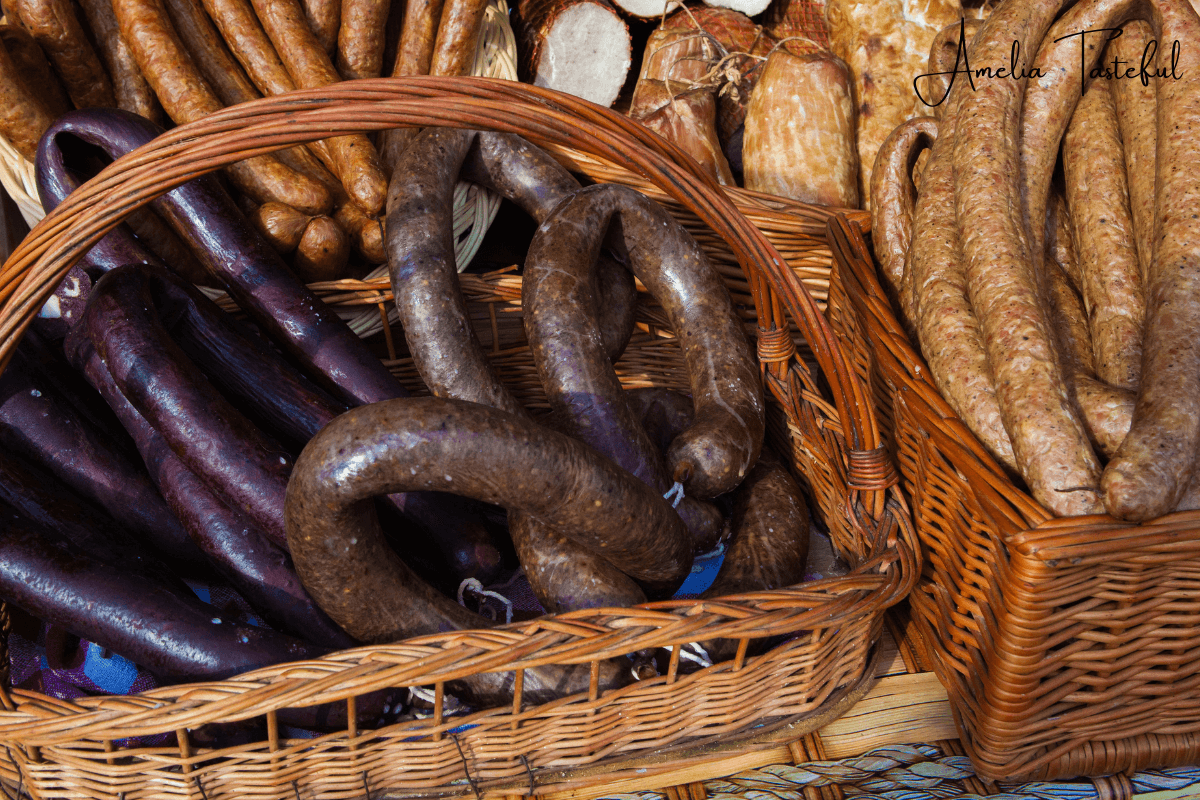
left=827, top=214, right=1200, bottom=783
left=0, top=80, right=916, bottom=799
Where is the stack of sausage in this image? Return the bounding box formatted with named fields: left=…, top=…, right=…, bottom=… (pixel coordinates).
left=2, top=110, right=813, bottom=708
left=870, top=0, right=1200, bottom=520
left=0, top=0, right=494, bottom=282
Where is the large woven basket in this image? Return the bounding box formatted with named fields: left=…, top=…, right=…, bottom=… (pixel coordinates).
left=827, top=214, right=1200, bottom=783
left=0, top=79, right=917, bottom=799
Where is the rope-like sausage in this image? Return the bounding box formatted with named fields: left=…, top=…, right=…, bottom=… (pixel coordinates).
left=906, top=48, right=1018, bottom=475
left=953, top=0, right=1103, bottom=516
left=869, top=115, right=936, bottom=326
left=1062, top=79, right=1144, bottom=391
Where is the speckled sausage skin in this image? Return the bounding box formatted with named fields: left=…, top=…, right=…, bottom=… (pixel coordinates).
left=529, top=184, right=763, bottom=498
left=460, top=131, right=637, bottom=361
left=903, top=77, right=1018, bottom=474
left=870, top=115, right=937, bottom=322
left=1104, top=0, right=1200, bottom=519
left=288, top=397, right=691, bottom=590
left=1021, top=0, right=1137, bottom=281
left=1062, top=80, right=1144, bottom=391
left=1109, top=20, right=1158, bottom=285
left=66, top=331, right=356, bottom=649
left=702, top=449, right=808, bottom=598
left=0, top=504, right=328, bottom=682
left=921, top=18, right=982, bottom=120
left=953, top=0, right=1104, bottom=516
left=522, top=186, right=727, bottom=548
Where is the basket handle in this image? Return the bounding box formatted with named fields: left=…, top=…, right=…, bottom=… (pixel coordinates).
left=0, top=77, right=890, bottom=491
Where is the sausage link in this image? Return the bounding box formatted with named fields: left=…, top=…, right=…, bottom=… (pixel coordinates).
left=530, top=185, right=762, bottom=498
left=0, top=31, right=55, bottom=160
left=10, top=0, right=115, bottom=109
left=67, top=330, right=356, bottom=649
left=522, top=186, right=730, bottom=545
left=1062, top=79, right=1144, bottom=391
left=337, top=0, right=387, bottom=78
left=251, top=201, right=313, bottom=253
left=75, top=265, right=295, bottom=547
left=294, top=214, right=350, bottom=282
left=0, top=503, right=329, bottom=681
left=378, top=0, right=444, bottom=171
left=459, top=130, right=637, bottom=361
left=1020, top=0, right=1137, bottom=279
left=1104, top=0, right=1200, bottom=519
left=113, top=0, right=334, bottom=216
left=870, top=115, right=936, bottom=324
left=702, top=449, right=808, bottom=599
left=429, top=0, right=486, bottom=77
left=287, top=396, right=692, bottom=593
left=920, top=18, right=982, bottom=120
left=1108, top=20, right=1158, bottom=285
left=200, top=0, right=295, bottom=94
left=251, top=0, right=389, bottom=215
left=77, top=0, right=162, bottom=123
left=0, top=22, right=70, bottom=116
left=0, top=349, right=204, bottom=567
left=304, top=0, right=340, bottom=55
left=1047, top=237, right=1096, bottom=381
left=509, top=512, right=646, bottom=613
left=953, top=0, right=1103, bottom=516
left=162, top=0, right=260, bottom=106
left=1046, top=189, right=1083, bottom=291
left=907, top=61, right=1018, bottom=474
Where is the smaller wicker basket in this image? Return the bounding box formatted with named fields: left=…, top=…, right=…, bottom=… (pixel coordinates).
left=0, top=79, right=917, bottom=800
left=828, top=214, right=1200, bottom=783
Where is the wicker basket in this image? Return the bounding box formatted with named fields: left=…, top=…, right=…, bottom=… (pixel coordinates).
left=0, top=79, right=916, bottom=799
left=827, top=214, right=1200, bottom=784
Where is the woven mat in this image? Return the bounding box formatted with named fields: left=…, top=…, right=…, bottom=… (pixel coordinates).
left=598, top=748, right=1200, bottom=800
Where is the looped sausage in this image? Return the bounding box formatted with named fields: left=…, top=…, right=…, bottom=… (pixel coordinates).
left=869, top=115, right=936, bottom=325
left=285, top=396, right=683, bottom=704
left=527, top=184, right=764, bottom=499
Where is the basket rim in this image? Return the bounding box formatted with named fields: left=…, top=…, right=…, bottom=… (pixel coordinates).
left=0, top=77, right=886, bottom=466
left=0, top=80, right=919, bottom=750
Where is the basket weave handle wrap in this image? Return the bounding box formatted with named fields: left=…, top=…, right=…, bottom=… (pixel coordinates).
left=0, top=78, right=889, bottom=497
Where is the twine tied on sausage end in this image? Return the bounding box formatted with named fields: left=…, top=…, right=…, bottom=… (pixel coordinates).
left=457, top=578, right=514, bottom=624
left=663, top=481, right=686, bottom=508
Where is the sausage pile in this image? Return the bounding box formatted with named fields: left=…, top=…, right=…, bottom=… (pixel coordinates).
left=1, top=114, right=814, bottom=710
left=0, top=0, right=499, bottom=283
left=871, top=0, right=1200, bottom=520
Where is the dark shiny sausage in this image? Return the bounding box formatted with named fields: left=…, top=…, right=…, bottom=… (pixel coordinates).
left=527, top=184, right=763, bottom=499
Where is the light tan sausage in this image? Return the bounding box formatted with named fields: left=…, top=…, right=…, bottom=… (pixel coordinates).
left=1062, top=79, right=1144, bottom=391
left=952, top=0, right=1103, bottom=516
left=1108, top=19, right=1158, bottom=285
left=870, top=115, right=937, bottom=322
